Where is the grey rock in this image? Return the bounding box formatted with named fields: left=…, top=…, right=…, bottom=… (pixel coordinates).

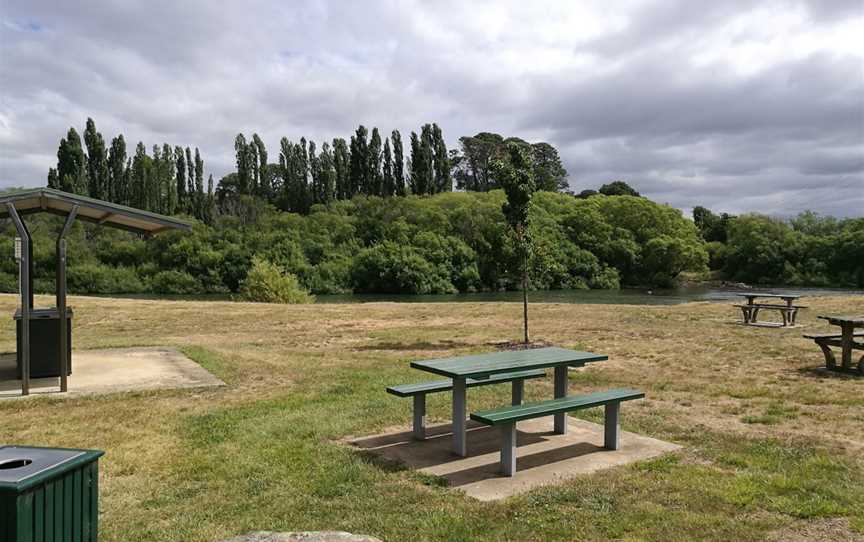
left=220, top=532, right=382, bottom=542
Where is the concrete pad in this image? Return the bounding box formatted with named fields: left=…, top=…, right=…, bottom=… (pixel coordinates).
left=0, top=347, right=224, bottom=399
left=350, top=417, right=680, bottom=501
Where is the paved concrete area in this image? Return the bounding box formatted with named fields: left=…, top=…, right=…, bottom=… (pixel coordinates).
left=0, top=347, right=224, bottom=398
left=350, top=417, right=680, bottom=501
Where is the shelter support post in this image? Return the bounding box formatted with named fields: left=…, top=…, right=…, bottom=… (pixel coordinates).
left=56, top=205, right=78, bottom=392
left=6, top=203, right=30, bottom=396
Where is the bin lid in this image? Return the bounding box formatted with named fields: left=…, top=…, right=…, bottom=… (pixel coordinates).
left=0, top=445, right=103, bottom=493
left=13, top=307, right=74, bottom=319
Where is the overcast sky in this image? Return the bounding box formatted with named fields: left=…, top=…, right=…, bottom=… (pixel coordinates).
left=1, top=0, right=862, bottom=217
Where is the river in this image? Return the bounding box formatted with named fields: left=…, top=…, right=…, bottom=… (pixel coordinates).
left=315, top=286, right=864, bottom=306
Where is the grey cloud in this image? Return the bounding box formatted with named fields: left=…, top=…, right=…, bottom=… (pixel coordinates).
left=0, top=0, right=861, bottom=217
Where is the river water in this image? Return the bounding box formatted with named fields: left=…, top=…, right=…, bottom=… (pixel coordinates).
left=316, top=286, right=864, bottom=306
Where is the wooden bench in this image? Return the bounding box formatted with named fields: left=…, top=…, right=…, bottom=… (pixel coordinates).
left=470, top=388, right=645, bottom=476
left=387, top=369, right=546, bottom=440
left=734, top=303, right=807, bottom=326
left=803, top=331, right=864, bottom=372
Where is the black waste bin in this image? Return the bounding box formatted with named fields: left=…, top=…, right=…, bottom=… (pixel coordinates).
left=0, top=445, right=104, bottom=541
left=14, top=308, right=73, bottom=378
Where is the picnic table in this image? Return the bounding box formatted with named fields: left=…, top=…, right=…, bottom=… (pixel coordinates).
left=734, top=293, right=805, bottom=327
left=805, top=315, right=864, bottom=374
left=410, top=347, right=607, bottom=457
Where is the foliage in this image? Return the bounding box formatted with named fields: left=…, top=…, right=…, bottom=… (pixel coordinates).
left=239, top=257, right=314, bottom=304
left=49, top=118, right=215, bottom=223
left=492, top=141, right=537, bottom=342
left=598, top=180, right=640, bottom=197
left=0, top=189, right=710, bottom=296
left=451, top=132, right=568, bottom=192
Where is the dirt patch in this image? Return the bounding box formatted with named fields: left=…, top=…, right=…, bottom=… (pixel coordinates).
left=767, top=518, right=864, bottom=542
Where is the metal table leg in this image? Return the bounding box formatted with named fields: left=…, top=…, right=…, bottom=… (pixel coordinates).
left=553, top=365, right=568, bottom=434
left=841, top=324, right=853, bottom=370
left=452, top=377, right=467, bottom=457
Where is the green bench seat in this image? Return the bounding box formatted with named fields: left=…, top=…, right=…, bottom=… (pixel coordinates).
left=803, top=331, right=864, bottom=340
left=387, top=369, right=546, bottom=440
left=734, top=303, right=805, bottom=326
left=803, top=331, right=864, bottom=372
left=470, top=388, right=645, bottom=476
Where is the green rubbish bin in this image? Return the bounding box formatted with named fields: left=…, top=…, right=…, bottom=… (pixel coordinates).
left=0, top=446, right=104, bottom=542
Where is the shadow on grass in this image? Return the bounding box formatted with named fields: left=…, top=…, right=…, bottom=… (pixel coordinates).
left=353, top=340, right=476, bottom=352
left=794, top=365, right=863, bottom=379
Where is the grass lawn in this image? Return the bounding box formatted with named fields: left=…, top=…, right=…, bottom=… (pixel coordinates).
left=1, top=293, right=863, bottom=541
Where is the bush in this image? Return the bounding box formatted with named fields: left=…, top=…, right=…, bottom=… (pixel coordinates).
left=148, top=270, right=203, bottom=295
left=351, top=242, right=454, bottom=294
left=239, top=257, right=314, bottom=304
left=67, top=264, right=146, bottom=294
left=0, top=271, right=18, bottom=293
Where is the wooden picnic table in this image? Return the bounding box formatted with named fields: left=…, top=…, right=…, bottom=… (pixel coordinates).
left=816, top=315, right=864, bottom=372
left=735, top=293, right=805, bottom=327
left=410, top=346, right=607, bottom=457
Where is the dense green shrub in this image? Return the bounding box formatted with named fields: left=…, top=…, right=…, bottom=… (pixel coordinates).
left=239, top=257, right=314, bottom=303
left=67, top=263, right=146, bottom=294
left=351, top=242, right=452, bottom=294
left=19, top=189, right=849, bottom=296
left=147, top=270, right=203, bottom=295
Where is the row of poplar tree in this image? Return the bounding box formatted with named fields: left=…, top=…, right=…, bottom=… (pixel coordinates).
left=47, top=118, right=214, bottom=222
left=225, top=123, right=451, bottom=214
left=46, top=119, right=570, bottom=221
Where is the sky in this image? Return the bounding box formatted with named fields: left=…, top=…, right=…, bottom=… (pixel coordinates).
left=1, top=0, right=862, bottom=218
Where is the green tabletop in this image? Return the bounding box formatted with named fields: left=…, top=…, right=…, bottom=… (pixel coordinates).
left=410, top=346, right=607, bottom=379
left=818, top=315, right=864, bottom=326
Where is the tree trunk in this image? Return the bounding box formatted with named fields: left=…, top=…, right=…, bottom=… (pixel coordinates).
left=522, top=253, right=529, bottom=344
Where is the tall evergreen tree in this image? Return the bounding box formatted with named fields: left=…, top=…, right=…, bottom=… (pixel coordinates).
left=162, top=143, right=177, bottom=214
left=453, top=132, right=504, bottom=191
left=56, top=127, right=88, bottom=194
left=410, top=127, right=434, bottom=195
left=131, top=142, right=149, bottom=209
left=319, top=142, right=336, bottom=204
left=151, top=144, right=164, bottom=212
left=234, top=133, right=251, bottom=194
left=47, top=168, right=59, bottom=189
left=175, top=146, right=187, bottom=211
left=349, top=125, right=368, bottom=197
left=368, top=127, right=383, bottom=196
left=332, top=138, right=349, bottom=200
left=83, top=118, right=109, bottom=199
left=108, top=135, right=127, bottom=204
left=391, top=130, right=405, bottom=196
left=251, top=134, right=268, bottom=198
left=382, top=138, right=394, bottom=197
left=194, top=148, right=204, bottom=218
left=308, top=141, right=320, bottom=204
left=420, top=124, right=436, bottom=194
left=530, top=142, right=568, bottom=192
left=185, top=147, right=194, bottom=200
left=431, top=123, right=451, bottom=193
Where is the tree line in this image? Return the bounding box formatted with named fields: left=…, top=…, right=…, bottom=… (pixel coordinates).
left=47, top=118, right=215, bottom=222
left=692, top=206, right=863, bottom=287
left=219, top=124, right=569, bottom=214
left=45, top=119, right=571, bottom=222
left=0, top=188, right=710, bottom=297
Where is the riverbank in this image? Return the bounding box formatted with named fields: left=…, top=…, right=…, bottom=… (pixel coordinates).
left=1, top=293, right=862, bottom=541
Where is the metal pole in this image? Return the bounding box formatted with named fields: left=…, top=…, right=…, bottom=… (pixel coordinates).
left=7, top=203, right=30, bottom=396
left=452, top=377, right=467, bottom=457
left=57, top=205, right=78, bottom=392
left=553, top=365, right=568, bottom=434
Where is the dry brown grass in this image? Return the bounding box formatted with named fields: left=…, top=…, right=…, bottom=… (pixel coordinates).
left=0, top=293, right=862, bottom=541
